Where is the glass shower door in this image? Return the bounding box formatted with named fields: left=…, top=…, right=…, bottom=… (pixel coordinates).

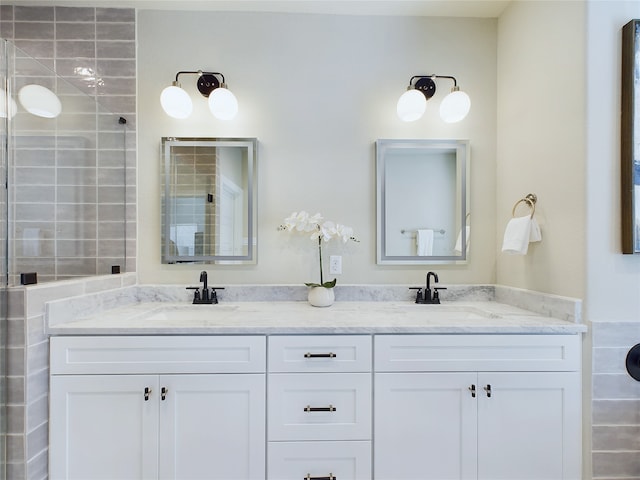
left=0, top=37, right=9, bottom=480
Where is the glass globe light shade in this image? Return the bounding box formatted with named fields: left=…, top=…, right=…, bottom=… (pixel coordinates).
left=18, top=84, right=61, bottom=118
left=439, top=89, right=471, bottom=123
left=160, top=85, right=193, bottom=119
left=208, top=87, right=238, bottom=121
left=0, top=90, right=17, bottom=119
left=396, top=89, right=427, bottom=122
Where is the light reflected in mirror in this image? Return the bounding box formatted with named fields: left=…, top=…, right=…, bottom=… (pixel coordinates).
left=161, top=137, right=257, bottom=264
left=376, top=139, right=469, bottom=264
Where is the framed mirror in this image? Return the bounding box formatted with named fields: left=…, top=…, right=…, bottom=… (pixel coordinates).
left=161, top=137, right=257, bottom=264
left=376, top=139, right=470, bottom=264
left=622, top=19, right=640, bottom=254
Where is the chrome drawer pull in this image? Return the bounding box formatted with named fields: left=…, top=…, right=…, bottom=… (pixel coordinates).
left=144, top=387, right=152, bottom=401
left=304, top=352, right=337, bottom=358
left=304, top=405, right=336, bottom=412
left=161, top=387, right=168, bottom=401
left=305, top=474, right=335, bottom=480
left=484, top=384, right=492, bottom=398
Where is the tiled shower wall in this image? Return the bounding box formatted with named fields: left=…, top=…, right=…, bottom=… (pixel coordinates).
left=1, top=5, right=137, bottom=479
left=0, top=5, right=137, bottom=283
left=592, top=321, right=640, bottom=479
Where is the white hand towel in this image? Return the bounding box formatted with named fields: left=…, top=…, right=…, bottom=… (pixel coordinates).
left=416, top=229, right=434, bottom=256
left=454, top=226, right=471, bottom=254
left=501, top=216, right=532, bottom=255
left=529, top=218, right=542, bottom=242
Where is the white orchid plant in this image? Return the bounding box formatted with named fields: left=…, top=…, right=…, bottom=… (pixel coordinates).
left=278, top=211, right=359, bottom=288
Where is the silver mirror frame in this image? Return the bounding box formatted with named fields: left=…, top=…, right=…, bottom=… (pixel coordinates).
left=161, top=137, right=258, bottom=264
left=376, top=138, right=470, bottom=265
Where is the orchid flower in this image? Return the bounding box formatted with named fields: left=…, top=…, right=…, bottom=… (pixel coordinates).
left=278, top=210, right=359, bottom=288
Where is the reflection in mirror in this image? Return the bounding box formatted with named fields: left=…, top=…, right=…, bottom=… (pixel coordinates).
left=376, top=139, right=469, bottom=264
left=161, top=137, right=257, bottom=264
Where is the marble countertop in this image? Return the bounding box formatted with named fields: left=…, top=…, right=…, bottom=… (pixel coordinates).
left=47, top=299, right=587, bottom=335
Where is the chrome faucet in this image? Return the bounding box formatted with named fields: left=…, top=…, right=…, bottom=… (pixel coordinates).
left=186, top=271, right=225, bottom=304
left=410, top=271, right=447, bottom=304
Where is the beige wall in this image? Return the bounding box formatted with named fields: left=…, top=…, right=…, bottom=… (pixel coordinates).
left=496, top=1, right=590, bottom=474
left=137, top=11, right=498, bottom=286
left=497, top=1, right=640, bottom=476
left=496, top=0, right=586, bottom=299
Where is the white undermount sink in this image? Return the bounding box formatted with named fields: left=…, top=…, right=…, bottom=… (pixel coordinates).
left=136, top=304, right=239, bottom=321
left=130, top=301, right=500, bottom=323
left=377, top=303, right=501, bottom=319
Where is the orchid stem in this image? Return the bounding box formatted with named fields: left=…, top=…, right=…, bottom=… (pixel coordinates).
left=318, top=235, right=323, bottom=285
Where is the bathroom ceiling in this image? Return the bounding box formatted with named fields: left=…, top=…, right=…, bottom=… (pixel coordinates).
left=5, top=0, right=511, bottom=18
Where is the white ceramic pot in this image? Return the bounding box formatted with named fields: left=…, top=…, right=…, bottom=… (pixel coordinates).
left=307, top=286, right=335, bottom=307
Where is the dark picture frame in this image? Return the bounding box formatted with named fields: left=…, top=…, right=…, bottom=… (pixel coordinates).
left=621, top=19, right=640, bottom=253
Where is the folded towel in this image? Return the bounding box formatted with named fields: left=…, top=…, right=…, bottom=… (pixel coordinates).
left=529, top=218, right=542, bottom=242
left=454, top=226, right=471, bottom=254
left=416, top=229, right=434, bottom=256
left=501, top=216, right=532, bottom=255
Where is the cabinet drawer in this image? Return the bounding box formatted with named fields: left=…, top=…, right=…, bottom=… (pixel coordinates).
left=50, top=336, right=266, bottom=374
left=375, top=334, right=580, bottom=372
left=268, top=373, right=371, bottom=441
left=268, top=335, right=371, bottom=373
left=268, top=441, right=371, bottom=480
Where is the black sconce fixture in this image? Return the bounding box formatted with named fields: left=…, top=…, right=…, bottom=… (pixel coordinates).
left=397, top=74, right=470, bottom=123
left=160, top=70, right=238, bottom=120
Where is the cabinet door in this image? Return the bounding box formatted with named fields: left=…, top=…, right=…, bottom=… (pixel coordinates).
left=374, top=372, right=478, bottom=480
left=158, top=374, right=266, bottom=480
left=477, top=372, right=581, bottom=480
left=49, top=374, right=159, bottom=480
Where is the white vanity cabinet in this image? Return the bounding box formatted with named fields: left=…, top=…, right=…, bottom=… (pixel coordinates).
left=267, top=335, right=373, bottom=480
left=48, top=320, right=584, bottom=480
left=49, top=336, right=266, bottom=480
left=374, top=335, right=582, bottom=480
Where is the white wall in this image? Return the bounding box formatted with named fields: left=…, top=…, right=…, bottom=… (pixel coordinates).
left=496, top=0, right=586, bottom=299
left=586, top=0, right=640, bottom=322
left=137, top=11, right=497, bottom=286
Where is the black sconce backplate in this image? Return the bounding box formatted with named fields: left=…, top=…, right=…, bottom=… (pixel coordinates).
left=415, top=77, right=437, bottom=99
left=197, top=73, right=220, bottom=97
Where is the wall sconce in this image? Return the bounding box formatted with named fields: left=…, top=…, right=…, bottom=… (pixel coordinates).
left=397, top=75, right=470, bottom=123
left=160, top=70, right=238, bottom=121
